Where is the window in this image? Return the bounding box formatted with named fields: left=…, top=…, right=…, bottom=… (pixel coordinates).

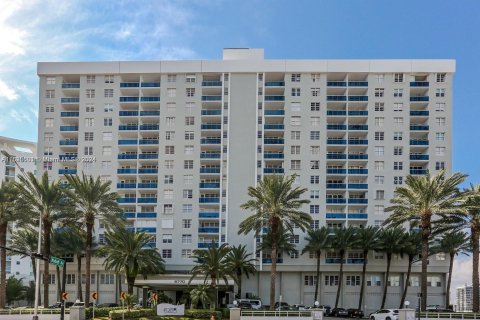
left=85, top=118, right=94, bottom=127
left=86, top=75, right=96, bottom=83
left=311, top=102, right=320, bottom=111
left=375, top=190, right=385, bottom=200
left=393, top=103, right=403, bottom=112
left=291, top=146, right=300, bottom=155
left=310, top=146, right=320, bottom=154
left=310, top=160, right=319, bottom=170
left=409, top=276, right=420, bottom=287
left=162, top=234, right=173, bottom=243
left=436, top=73, right=446, bottom=83
left=104, top=103, right=113, bottom=112
left=311, top=73, right=321, bottom=82
left=105, top=75, right=114, bottom=83
left=163, top=204, right=173, bottom=214
left=84, top=132, right=94, bottom=141
left=46, top=90, right=55, bottom=98
left=167, top=88, right=176, bottom=97
left=104, top=118, right=112, bottom=126
left=304, top=276, right=317, bottom=286
left=311, top=88, right=320, bottom=96
left=185, top=74, right=196, bottom=83
left=374, top=88, right=384, bottom=97
left=43, top=147, right=53, bottom=156
left=45, top=105, right=54, bottom=112
left=374, top=146, right=384, bottom=156
left=436, top=161, right=446, bottom=170
left=393, top=132, right=403, bottom=140
left=427, top=276, right=441, bottom=287
left=393, top=117, right=404, bottom=125
left=388, top=275, right=400, bottom=286
left=374, top=251, right=384, bottom=259
left=375, top=176, right=384, bottom=185
left=181, top=234, right=192, bottom=244
left=291, top=73, right=301, bottom=82
left=435, top=103, right=446, bottom=112
left=165, top=160, right=174, bottom=169
left=436, top=147, right=446, bottom=156
left=310, top=205, right=320, bottom=214
left=291, top=88, right=300, bottom=96
left=375, top=74, right=384, bottom=83
left=184, top=160, right=194, bottom=169
left=289, top=235, right=300, bottom=244
left=394, top=147, right=403, bottom=156
left=182, top=219, right=191, bottom=228
left=290, top=250, right=299, bottom=259
left=310, top=190, right=320, bottom=199
left=375, top=161, right=384, bottom=170
left=167, top=74, right=176, bottom=82
left=394, top=73, right=404, bottom=83
left=310, top=131, right=320, bottom=140
left=436, top=132, right=446, bottom=141
left=436, top=88, right=446, bottom=97
left=310, top=117, right=320, bottom=126
left=101, top=161, right=111, bottom=169
left=185, top=102, right=195, bottom=113
left=104, top=89, right=114, bottom=98
left=45, top=118, right=53, bottom=127
left=182, top=204, right=192, bottom=214
left=374, top=102, right=384, bottom=111
left=185, top=145, right=194, bottom=155
left=185, top=116, right=195, bottom=125
left=185, top=131, right=194, bottom=140
left=394, top=162, right=403, bottom=170
left=46, top=76, right=56, bottom=85
left=43, top=161, right=52, bottom=170
left=164, top=189, right=174, bottom=200
left=436, top=253, right=446, bottom=261
left=164, top=175, right=173, bottom=184
left=374, top=220, right=384, bottom=227
left=165, top=131, right=175, bottom=140
left=311, top=220, right=320, bottom=229
left=291, top=116, right=301, bottom=126
left=394, top=176, right=403, bottom=185
left=290, top=102, right=301, bottom=112
left=436, top=117, right=446, bottom=126
left=184, top=175, right=193, bottom=185
left=166, top=117, right=175, bottom=125
left=162, top=249, right=172, bottom=259
left=375, top=117, right=384, bottom=127
left=394, top=89, right=403, bottom=97
left=346, top=276, right=361, bottom=286
left=291, top=131, right=300, bottom=140
left=367, top=275, right=382, bottom=286
left=103, top=132, right=112, bottom=141
left=66, top=274, right=76, bottom=285
left=290, top=160, right=301, bottom=170
left=86, top=104, right=94, bottom=112
left=86, top=89, right=95, bottom=98
left=102, top=146, right=112, bottom=156
left=165, top=146, right=175, bottom=154
left=186, top=88, right=195, bottom=97
left=310, top=176, right=320, bottom=184
left=165, top=103, right=176, bottom=112
left=325, top=275, right=339, bottom=286
left=374, top=132, right=384, bottom=141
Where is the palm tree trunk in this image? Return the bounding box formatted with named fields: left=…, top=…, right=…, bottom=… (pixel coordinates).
left=420, top=218, right=430, bottom=311
left=381, top=254, right=392, bottom=309
left=85, top=221, right=93, bottom=306
left=314, top=251, right=321, bottom=303
left=127, top=277, right=135, bottom=295
left=400, top=256, right=413, bottom=308
left=472, top=227, right=479, bottom=313
left=0, top=221, right=8, bottom=308
left=358, top=250, right=368, bottom=310
left=56, top=266, right=61, bottom=302
left=445, top=253, right=454, bottom=308
left=237, top=271, right=242, bottom=298
left=77, top=254, right=82, bottom=301
left=43, top=220, right=51, bottom=308
left=31, top=257, right=36, bottom=281
left=335, top=252, right=345, bottom=308
left=270, top=245, right=277, bottom=310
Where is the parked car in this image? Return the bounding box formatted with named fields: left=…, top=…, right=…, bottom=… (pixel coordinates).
left=48, top=302, right=62, bottom=308
left=318, top=305, right=331, bottom=316
left=97, top=302, right=119, bottom=307
left=275, top=302, right=290, bottom=308
left=237, top=299, right=262, bottom=309
left=292, top=304, right=307, bottom=310
left=433, top=308, right=454, bottom=313
left=347, top=308, right=364, bottom=318
left=331, top=308, right=349, bottom=317
left=238, top=301, right=253, bottom=309
left=369, top=309, right=399, bottom=320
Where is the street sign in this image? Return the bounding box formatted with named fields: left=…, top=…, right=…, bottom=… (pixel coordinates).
left=91, top=292, right=98, bottom=300
left=151, top=292, right=158, bottom=302
left=61, top=292, right=69, bottom=301
left=120, top=292, right=127, bottom=300
left=50, top=256, right=65, bottom=267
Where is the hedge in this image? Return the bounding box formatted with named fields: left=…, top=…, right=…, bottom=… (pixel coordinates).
left=185, top=309, right=222, bottom=319
left=85, top=306, right=123, bottom=319
left=109, top=308, right=156, bottom=319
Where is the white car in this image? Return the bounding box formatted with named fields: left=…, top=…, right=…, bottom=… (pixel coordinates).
left=370, top=309, right=399, bottom=320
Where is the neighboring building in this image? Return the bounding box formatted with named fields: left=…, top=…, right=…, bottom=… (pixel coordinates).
left=456, top=284, right=479, bottom=312
left=0, top=136, right=37, bottom=284
left=37, top=48, right=454, bottom=312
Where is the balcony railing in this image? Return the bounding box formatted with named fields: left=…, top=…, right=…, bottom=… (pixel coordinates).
left=120, top=96, right=140, bottom=102
left=264, top=168, right=284, bottom=174
left=118, top=139, right=138, bottom=145
left=59, top=140, right=78, bottom=145
left=200, top=167, right=220, bottom=174
left=62, top=83, right=80, bottom=89
left=60, top=111, right=79, bottom=117
left=348, top=169, right=368, bottom=174
left=264, top=153, right=284, bottom=159
left=200, top=152, right=221, bottom=159
left=202, top=95, right=222, bottom=101
left=201, top=109, right=222, bottom=116
left=202, top=80, right=222, bottom=87
left=117, top=198, right=136, bottom=203
left=139, top=153, right=159, bottom=159
left=141, top=82, right=160, bottom=87
left=119, top=125, right=138, bottom=130
left=348, top=183, right=368, bottom=189
left=201, top=124, right=222, bottom=130
left=140, top=110, right=160, bottom=116
left=117, top=168, right=137, bottom=174
left=348, top=139, right=368, bottom=145
left=348, top=110, right=368, bottom=116
left=410, top=96, right=429, bottom=102
left=348, top=96, right=368, bottom=101
left=326, top=110, right=347, bottom=116
left=264, top=96, right=285, bottom=101
left=138, top=198, right=157, bottom=203
left=348, top=154, right=368, bottom=160
left=410, top=81, right=429, bottom=87
left=60, top=126, right=79, bottom=132
left=326, top=183, right=346, bottom=189
left=327, top=139, right=347, bottom=145
left=410, top=110, right=429, bottom=116
left=326, top=213, right=347, bottom=219
left=137, top=212, right=157, bottom=218
left=198, top=242, right=219, bottom=248
left=199, top=212, right=220, bottom=218
left=199, top=182, right=220, bottom=188
left=410, top=154, right=429, bottom=160
left=139, top=124, right=159, bottom=130
left=327, top=81, right=346, bottom=87
left=264, top=138, right=285, bottom=144
left=348, top=213, right=368, bottom=219
left=326, top=198, right=347, bottom=204
left=348, top=81, right=368, bottom=87
left=410, top=125, right=429, bottom=131
left=59, top=169, right=77, bottom=175
left=264, top=110, right=285, bottom=116
left=410, top=169, right=429, bottom=175
left=61, top=98, right=80, bottom=103
left=326, top=169, right=347, bottom=174
left=262, top=258, right=283, bottom=264
left=348, top=198, right=368, bottom=204
left=264, top=124, right=285, bottom=130
left=59, top=154, right=77, bottom=160
left=327, top=154, right=347, bottom=160
left=140, top=97, right=160, bottom=102
left=201, top=138, right=221, bottom=144
left=327, top=124, right=347, bottom=130
left=410, top=139, right=429, bottom=146
left=327, top=95, right=347, bottom=101
left=119, top=111, right=139, bottom=116
left=118, top=154, right=137, bottom=160
left=117, top=183, right=136, bottom=189
left=348, top=125, right=368, bottom=130
left=120, top=82, right=140, bottom=87
left=139, top=139, right=159, bottom=145
left=137, top=183, right=158, bottom=188
left=198, top=227, right=220, bottom=233
left=264, top=81, right=285, bottom=87
left=138, top=168, right=158, bottom=174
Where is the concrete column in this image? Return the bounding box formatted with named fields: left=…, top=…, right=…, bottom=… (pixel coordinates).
left=229, top=307, right=241, bottom=320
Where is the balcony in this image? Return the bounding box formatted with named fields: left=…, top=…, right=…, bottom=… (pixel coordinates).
left=201, top=124, right=222, bottom=130
left=326, top=213, right=347, bottom=219
left=120, top=96, right=140, bottom=102
left=61, top=98, right=80, bottom=103
left=326, top=198, right=347, bottom=204
left=410, top=125, right=429, bottom=131
left=201, top=109, right=222, bottom=116
left=137, top=212, right=157, bottom=218
left=348, top=169, right=368, bottom=174
left=410, top=169, right=429, bottom=175
left=347, top=258, right=366, bottom=264
left=140, top=96, right=160, bottom=102
left=199, top=197, right=220, bottom=203
left=327, top=154, right=347, bottom=160
left=59, top=140, right=78, bottom=146
left=138, top=183, right=158, bottom=188
left=202, top=80, right=222, bottom=87
left=348, top=184, right=368, bottom=189
left=198, top=227, right=220, bottom=233
left=410, top=81, right=429, bottom=87
left=140, top=110, right=160, bottom=116
left=141, top=82, right=160, bottom=87
left=327, top=95, right=347, bottom=101
left=119, top=111, right=139, bottom=116
left=410, top=96, right=429, bottom=102
left=264, top=168, right=284, bottom=174
left=326, top=183, right=346, bottom=189
left=120, top=82, right=140, bottom=87
left=60, top=126, right=79, bottom=132
left=201, top=138, right=221, bottom=144
left=264, top=153, right=284, bottom=159
left=264, top=138, right=284, bottom=144
left=139, top=124, right=159, bottom=130
left=199, top=212, right=220, bottom=218
left=198, top=242, right=219, bottom=249
left=139, top=139, right=159, bottom=145
left=326, top=168, right=347, bottom=174
left=119, top=125, right=138, bottom=131
left=348, top=96, right=368, bottom=101
left=117, top=183, right=136, bottom=189
left=59, top=154, right=77, bottom=160
left=200, top=182, right=220, bottom=188
left=60, top=112, right=79, bottom=117
left=327, top=110, right=347, bottom=116
left=327, top=139, right=347, bottom=145
left=117, top=198, right=136, bottom=203
left=410, top=111, right=429, bottom=116
left=348, top=154, right=368, bottom=160
left=265, top=81, right=285, bottom=87
left=117, top=168, right=137, bottom=174
left=200, top=152, right=221, bottom=159
left=139, top=153, right=159, bottom=159
left=348, top=213, right=368, bottom=219
left=348, top=139, right=368, bottom=145
left=59, top=169, right=77, bottom=175
left=410, top=139, right=429, bottom=146
left=138, top=198, right=157, bottom=203
left=264, top=124, right=285, bottom=130
left=138, top=168, right=158, bottom=174
left=200, top=167, right=220, bottom=174
left=202, top=95, right=222, bottom=101
left=327, top=124, right=347, bottom=130
left=348, top=125, right=368, bottom=130
left=62, top=83, right=80, bottom=89
left=348, top=110, right=368, bottom=116
left=348, top=198, right=368, bottom=204
left=118, top=139, right=138, bottom=145
left=348, top=81, right=368, bottom=87
left=325, top=258, right=342, bottom=264
left=264, top=110, right=285, bottom=116
left=262, top=258, right=283, bottom=264
left=123, top=212, right=136, bottom=219
left=327, top=81, right=346, bottom=87
left=118, top=154, right=137, bottom=160
left=264, top=96, right=285, bottom=101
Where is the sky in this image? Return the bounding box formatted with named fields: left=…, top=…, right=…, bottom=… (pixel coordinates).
left=0, top=0, right=478, bottom=305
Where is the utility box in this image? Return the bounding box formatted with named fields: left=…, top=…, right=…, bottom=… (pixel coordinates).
left=312, top=309, right=324, bottom=320
left=70, top=306, right=86, bottom=320
left=398, top=309, right=416, bottom=320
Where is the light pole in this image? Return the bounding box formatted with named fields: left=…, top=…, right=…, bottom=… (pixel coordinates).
left=1, top=150, right=42, bottom=320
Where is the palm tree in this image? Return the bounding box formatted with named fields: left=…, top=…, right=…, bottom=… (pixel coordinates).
left=225, top=245, right=256, bottom=299
left=239, top=174, right=311, bottom=310
left=302, top=227, right=330, bottom=303
left=256, top=229, right=297, bottom=260
left=10, top=227, right=39, bottom=281
left=190, top=285, right=211, bottom=309
left=354, top=226, right=381, bottom=310
left=0, top=181, right=16, bottom=308
left=330, top=226, right=359, bottom=308
left=98, top=225, right=165, bottom=294
left=15, top=172, right=66, bottom=307
left=384, top=171, right=467, bottom=310
left=398, top=231, right=421, bottom=308
left=378, top=227, right=405, bottom=309
left=430, top=231, right=469, bottom=308
left=190, top=243, right=231, bottom=310
left=64, top=173, right=122, bottom=305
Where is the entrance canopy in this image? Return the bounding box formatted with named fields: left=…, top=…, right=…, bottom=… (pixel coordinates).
left=135, top=274, right=234, bottom=291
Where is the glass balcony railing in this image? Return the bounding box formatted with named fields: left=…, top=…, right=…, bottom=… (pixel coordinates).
left=118, top=154, right=137, bottom=160
left=198, top=227, right=220, bottom=233
left=201, top=138, right=221, bottom=144
left=410, top=125, right=429, bottom=131
left=141, top=82, right=160, bottom=87
left=62, top=83, right=80, bottom=89
left=201, top=124, right=222, bottom=130
left=348, top=154, right=368, bottom=160
left=60, top=126, right=79, bottom=132
left=410, top=110, right=429, bottom=116
left=326, top=213, right=347, bottom=219
left=348, top=198, right=368, bottom=204
left=117, top=168, right=137, bottom=174
left=327, top=95, right=347, bottom=101
left=410, top=96, right=429, bottom=102
left=264, top=96, right=285, bottom=101
left=327, top=153, right=347, bottom=160
left=326, top=110, right=347, bottom=116
left=348, top=81, right=368, bottom=87
left=120, top=82, right=140, bottom=87
left=326, top=183, right=346, bottom=189
left=59, top=154, right=77, bottom=160
left=348, top=139, right=368, bottom=145
left=202, top=81, right=222, bottom=87
left=119, top=111, right=139, bottom=116
left=264, top=124, right=285, bottom=130
left=348, top=169, right=368, bottom=174
left=119, top=125, right=138, bottom=130
left=61, top=98, right=80, bottom=103
left=140, top=110, right=160, bottom=116
left=264, top=168, right=284, bottom=174
left=348, top=125, right=368, bottom=130
left=410, top=169, right=429, bottom=175
left=120, top=96, right=140, bottom=102
left=200, top=167, right=220, bottom=174
left=348, top=184, right=368, bottom=189
left=264, top=153, right=284, bottom=159
left=327, top=139, right=347, bottom=145
left=138, top=198, right=157, bottom=203
left=327, top=124, right=347, bottom=130
left=326, top=198, right=347, bottom=204
left=139, top=124, right=159, bottom=130
left=60, top=111, right=79, bottom=117
left=264, top=110, right=285, bottom=116
left=117, top=198, right=136, bottom=203
left=200, top=152, right=221, bottom=159
left=139, top=153, right=159, bottom=159
left=410, top=139, right=429, bottom=146
left=410, top=154, right=429, bottom=160
left=117, top=183, right=136, bottom=189
left=348, top=96, right=368, bottom=101
left=59, top=169, right=77, bottom=175
left=137, top=183, right=158, bottom=188
left=137, top=212, right=157, bottom=218
left=118, top=139, right=138, bottom=145
left=140, top=97, right=160, bottom=102
left=348, top=213, right=368, bottom=219
left=199, top=212, right=220, bottom=218
left=264, top=138, right=285, bottom=144
left=139, top=139, right=159, bottom=145
left=198, top=242, right=219, bottom=248
left=201, top=109, right=222, bottom=116
left=348, top=110, right=368, bottom=116
left=347, top=258, right=366, bottom=264
left=202, top=95, right=222, bottom=101
left=326, top=168, right=347, bottom=174
left=327, top=81, right=346, bottom=87
left=410, top=81, right=429, bottom=87
left=199, top=182, right=220, bottom=188
left=199, top=197, right=220, bottom=203
left=265, top=81, right=285, bottom=87
left=59, top=140, right=78, bottom=145
left=123, top=212, right=136, bottom=219
left=138, top=168, right=158, bottom=174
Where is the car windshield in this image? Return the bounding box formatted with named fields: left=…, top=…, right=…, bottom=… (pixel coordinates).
left=393, top=310, right=399, bottom=314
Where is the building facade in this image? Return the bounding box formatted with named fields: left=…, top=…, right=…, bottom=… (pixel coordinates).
left=456, top=284, right=479, bottom=312
left=37, top=49, right=453, bottom=311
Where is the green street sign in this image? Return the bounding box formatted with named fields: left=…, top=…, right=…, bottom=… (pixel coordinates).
left=50, top=256, right=65, bottom=267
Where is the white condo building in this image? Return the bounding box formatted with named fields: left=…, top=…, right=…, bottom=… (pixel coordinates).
left=456, top=284, right=480, bottom=312
left=37, top=48, right=454, bottom=312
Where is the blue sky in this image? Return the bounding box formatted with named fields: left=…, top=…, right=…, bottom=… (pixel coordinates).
left=0, top=0, right=478, bottom=300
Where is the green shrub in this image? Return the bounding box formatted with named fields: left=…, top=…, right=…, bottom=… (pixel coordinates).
left=217, top=308, right=229, bottom=319
left=185, top=309, right=222, bottom=319
left=85, top=306, right=123, bottom=319
left=109, top=308, right=156, bottom=320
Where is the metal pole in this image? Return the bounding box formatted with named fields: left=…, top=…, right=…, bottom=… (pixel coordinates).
left=33, top=217, right=42, bottom=320
left=60, top=261, right=67, bottom=320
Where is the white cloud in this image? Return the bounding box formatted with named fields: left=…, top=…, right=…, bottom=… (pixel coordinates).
left=0, top=79, right=18, bottom=101
left=451, top=257, right=473, bottom=303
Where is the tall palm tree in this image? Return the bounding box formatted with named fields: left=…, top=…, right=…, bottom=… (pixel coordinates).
left=0, top=181, right=17, bottom=308
left=398, top=231, right=421, bottom=308
left=384, top=171, right=467, bottom=310
left=190, top=243, right=231, bottom=310
left=378, top=227, right=405, bottom=309
left=430, top=231, right=469, bottom=308
left=225, top=245, right=256, bottom=299
left=330, top=226, right=359, bottom=308
left=239, top=174, right=311, bottom=310
left=98, top=225, right=164, bottom=295
left=354, top=226, right=381, bottom=310
left=256, top=229, right=297, bottom=260
left=302, top=227, right=330, bottom=303
left=10, top=227, right=39, bottom=281
left=64, top=173, right=122, bottom=305
left=15, top=172, right=67, bottom=307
